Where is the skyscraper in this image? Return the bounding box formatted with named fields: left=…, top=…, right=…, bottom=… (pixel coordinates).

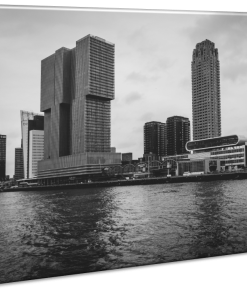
left=27, top=115, right=44, bottom=178
left=14, top=147, right=24, bottom=180
left=29, top=130, right=44, bottom=178
left=38, top=34, right=120, bottom=180
left=0, top=135, right=6, bottom=181
left=166, top=116, right=190, bottom=156
left=192, top=39, right=221, bottom=140
left=20, top=111, right=44, bottom=178
left=144, top=121, right=166, bottom=161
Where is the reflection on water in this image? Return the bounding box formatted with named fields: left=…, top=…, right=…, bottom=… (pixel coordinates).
left=190, top=181, right=247, bottom=258
left=1, top=180, right=247, bottom=284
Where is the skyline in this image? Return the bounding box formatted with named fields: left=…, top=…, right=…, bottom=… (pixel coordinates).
left=1, top=8, right=247, bottom=176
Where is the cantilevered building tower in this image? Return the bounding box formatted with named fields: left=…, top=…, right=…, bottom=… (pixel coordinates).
left=192, top=39, right=221, bottom=140
left=38, top=34, right=120, bottom=179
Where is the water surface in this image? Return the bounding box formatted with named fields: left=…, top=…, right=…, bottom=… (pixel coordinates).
left=1, top=180, right=247, bottom=283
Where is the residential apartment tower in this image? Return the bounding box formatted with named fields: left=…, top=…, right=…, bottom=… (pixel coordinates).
left=143, top=121, right=166, bottom=161
left=166, top=116, right=190, bottom=156
left=0, top=135, right=6, bottom=181
left=191, top=39, right=221, bottom=140
left=14, top=147, right=24, bottom=180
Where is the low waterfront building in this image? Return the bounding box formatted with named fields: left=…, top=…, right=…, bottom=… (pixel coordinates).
left=177, top=158, right=222, bottom=176
left=163, top=135, right=247, bottom=176
left=186, top=135, right=247, bottom=171
left=122, top=152, right=132, bottom=162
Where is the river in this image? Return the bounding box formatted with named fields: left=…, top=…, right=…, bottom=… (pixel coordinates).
left=1, top=180, right=247, bottom=284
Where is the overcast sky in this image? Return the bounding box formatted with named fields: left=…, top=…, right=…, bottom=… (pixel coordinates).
left=1, top=7, right=247, bottom=176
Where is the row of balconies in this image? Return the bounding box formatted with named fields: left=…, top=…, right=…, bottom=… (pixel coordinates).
left=89, top=59, right=114, bottom=67
left=89, top=82, right=114, bottom=90
left=86, top=113, right=111, bottom=119
left=90, top=52, right=114, bottom=61
left=90, top=42, right=114, bottom=51
left=90, top=58, right=114, bottom=65
left=89, top=74, right=114, bottom=82
left=86, top=105, right=112, bottom=112
left=90, top=67, right=114, bottom=74
left=85, top=115, right=111, bottom=121
left=90, top=43, right=114, bottom=52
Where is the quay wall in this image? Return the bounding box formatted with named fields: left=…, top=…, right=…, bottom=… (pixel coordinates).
left=2, top=172, right=247, bottom=193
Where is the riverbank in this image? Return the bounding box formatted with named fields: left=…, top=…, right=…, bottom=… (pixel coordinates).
left=2, top=171, right=247, bottom=192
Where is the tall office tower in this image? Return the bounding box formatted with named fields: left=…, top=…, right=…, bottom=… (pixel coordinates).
left=27, top=115, right=44, bottom=178
left=29, top=130, right=44, bottom=178
left=21, top=111, right=44, bottom=178
left=144, top=121, right=166, bottom=160
left=192, top=39, right=221, bottom=140
left=166, top=116, right=190, bottom=156
left=38, top=34, right=120, bottom=179
left=0, top=135, right=6, bottom=181
left=14, top=147, right=24, bottom=180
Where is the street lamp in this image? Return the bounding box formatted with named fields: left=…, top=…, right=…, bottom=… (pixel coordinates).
left=167, top=161, right=172, bottom=177
left=148, top=153, right=153, bottom=178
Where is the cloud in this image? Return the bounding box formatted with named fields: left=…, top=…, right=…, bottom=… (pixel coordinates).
left=185, top=14, right=247, bottom=82
left=149, top=58, right=175, bottom=73
left=117, top=141, right=135, bottom=150
left=126, top=71, right=158, bottom=83
left=179, top=77, right=191, bottom=89
left=126, top=26, right=160, bottom=54
left=125, top=92, right=143, bottom=103
left=186, top=14, right=247, bottom=57
left=223, top=59, right=247, bottom=82
left=139, top=112, right=154, bottom=122
left=132, top=126, right=143, bottom=134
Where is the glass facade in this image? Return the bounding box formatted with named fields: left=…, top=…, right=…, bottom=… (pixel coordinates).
left=186, top=135, right=239, bottom=151
left=20, top=111, right=43, bottom=178
left=89, top=37, right=114, bottom=100
left=85, top=98, right=111, bottom=152
left=178, top=160, right=205, bottom=175
left=29, top=130, right=44, bottom=178
left=210, top=145, right=246, bottom=167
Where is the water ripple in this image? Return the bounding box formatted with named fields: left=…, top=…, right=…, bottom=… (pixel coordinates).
left=1, top=180, right=247, bottom=283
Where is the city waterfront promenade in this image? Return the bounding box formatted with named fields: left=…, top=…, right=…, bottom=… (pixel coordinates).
left=2, top=171, right=247, bottom=192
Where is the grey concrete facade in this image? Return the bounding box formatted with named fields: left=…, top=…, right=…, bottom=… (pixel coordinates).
left=192, top=39, right=221, bottom=140
left=38, top=34, right=120, bottom=178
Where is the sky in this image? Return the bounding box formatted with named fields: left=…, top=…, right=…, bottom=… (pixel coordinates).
left=1, top=7, right=247, bottom=176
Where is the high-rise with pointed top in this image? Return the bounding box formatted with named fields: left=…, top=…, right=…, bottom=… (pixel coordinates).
left=191, top=39, right=221, bottom=140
